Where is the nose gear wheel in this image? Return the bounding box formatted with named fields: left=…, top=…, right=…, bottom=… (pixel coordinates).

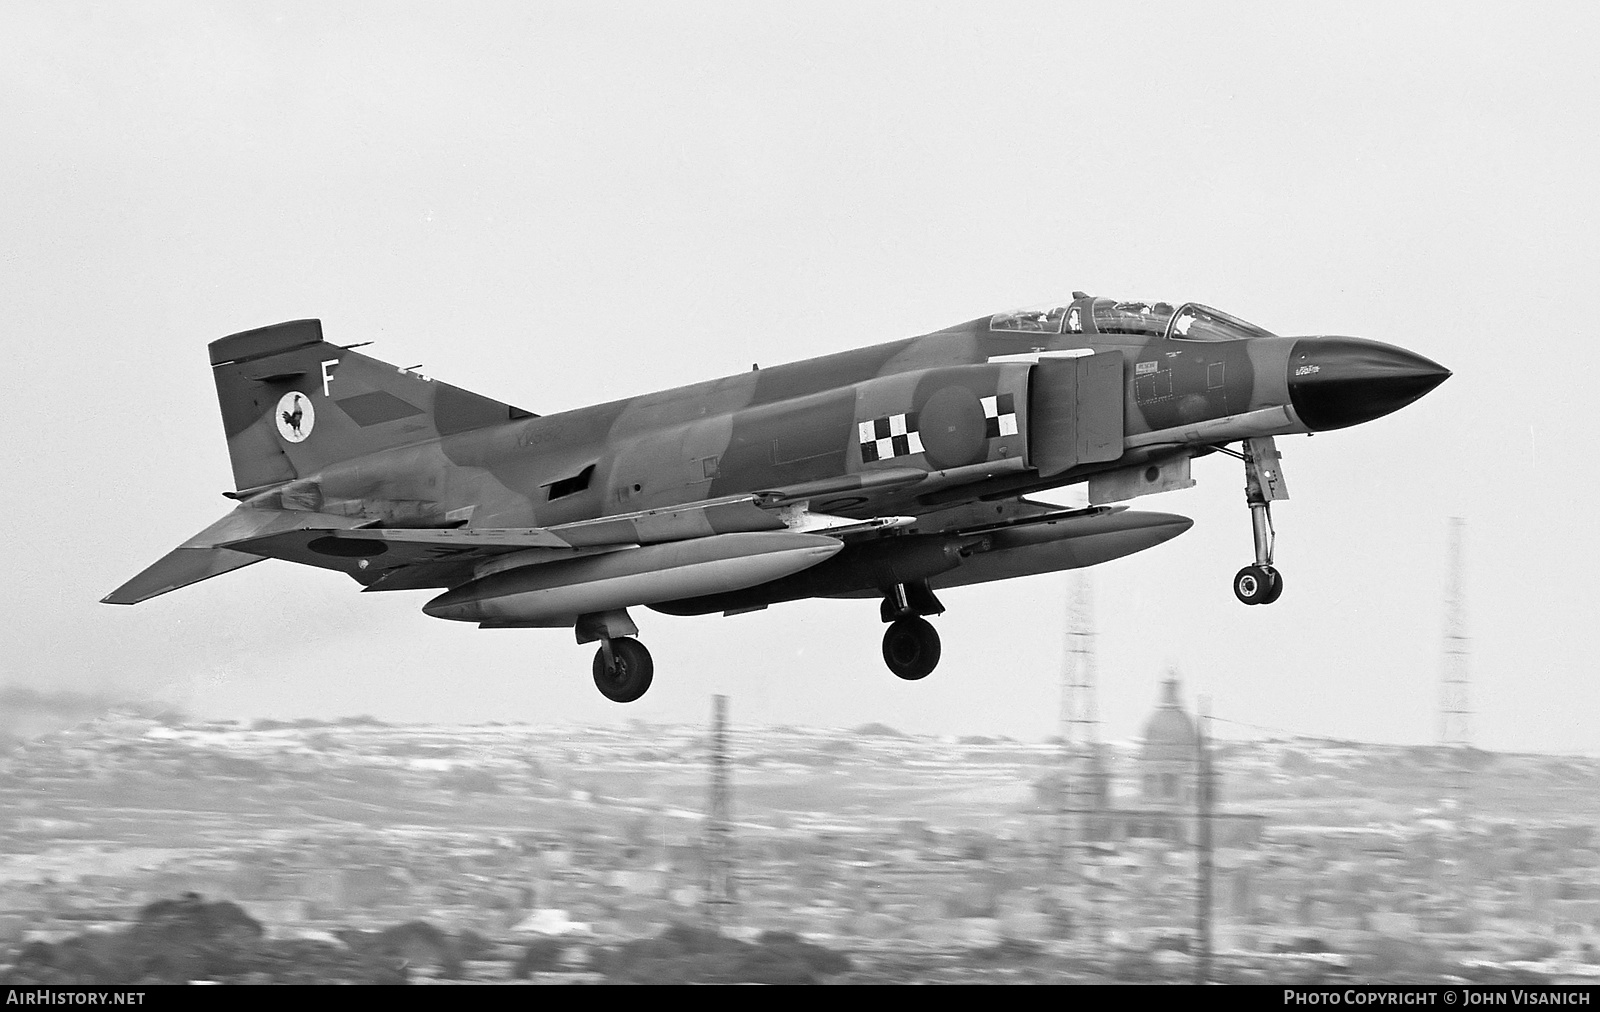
left=1233, top=564, right=1283, bottom=606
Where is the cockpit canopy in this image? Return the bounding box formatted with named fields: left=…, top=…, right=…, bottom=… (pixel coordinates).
left=990, top=295, right=1276, bottom=342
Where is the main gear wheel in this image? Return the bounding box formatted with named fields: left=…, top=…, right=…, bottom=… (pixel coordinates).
left=882, top=616, right=941, bottom=680
left=593, top=637, right=654, bottom=702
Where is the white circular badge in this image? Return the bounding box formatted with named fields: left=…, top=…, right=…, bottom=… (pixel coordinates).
left=275, top=391, right=315, bottom=443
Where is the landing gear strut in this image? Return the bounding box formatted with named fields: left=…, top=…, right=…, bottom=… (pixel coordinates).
left=1232, top=437, right=1288, bottom=606
left=577, top=609, right=654, bottom=702
left=880, top=581, right=944, bottom=680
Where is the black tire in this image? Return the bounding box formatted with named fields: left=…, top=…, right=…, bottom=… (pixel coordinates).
left=1261, top=566, right=1285, bottom=604
left=882, top=617, right=941, bottom=680
left=1233, top=565, right=1273, bottom=606
left=592, top=638, right=654, bottom=702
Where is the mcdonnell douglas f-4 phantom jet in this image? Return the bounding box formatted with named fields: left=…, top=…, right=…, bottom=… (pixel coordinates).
left=105, top=294, right=1448, bottom=702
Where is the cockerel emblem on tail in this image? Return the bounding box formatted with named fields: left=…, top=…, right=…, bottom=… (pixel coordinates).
left=280, top=394, right=305, bottom=438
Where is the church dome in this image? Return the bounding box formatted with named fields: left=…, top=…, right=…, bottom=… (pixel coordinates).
left=1141, top=675, right=1197, bottom=762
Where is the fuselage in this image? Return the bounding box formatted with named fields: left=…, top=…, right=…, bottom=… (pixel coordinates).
left=298, top=295, right=1445, bottom=539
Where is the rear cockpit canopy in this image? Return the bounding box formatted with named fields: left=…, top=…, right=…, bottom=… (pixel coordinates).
left=1091, top=299, right=1177, bottom=337
left=988, top=303, right=1080, bottom=335
left=990, top=295, right=1276, bottom=342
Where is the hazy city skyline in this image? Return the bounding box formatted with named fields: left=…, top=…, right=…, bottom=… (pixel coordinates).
left=2, top=4, right=1596, bottom=752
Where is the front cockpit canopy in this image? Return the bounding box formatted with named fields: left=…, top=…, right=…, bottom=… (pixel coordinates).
left=1166, top=302, right=1276, bottom=342
left=990, top=295, right=1275, bottom=342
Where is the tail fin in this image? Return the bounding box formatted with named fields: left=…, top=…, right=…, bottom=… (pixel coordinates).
left=210, top=320, right=535, bottom=493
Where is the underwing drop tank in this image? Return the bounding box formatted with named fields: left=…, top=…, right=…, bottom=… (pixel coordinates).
left=422, top=531, right=843, bottom=626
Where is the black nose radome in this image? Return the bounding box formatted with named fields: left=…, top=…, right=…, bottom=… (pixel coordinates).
left=1287, top=337, right=1450, bottom=431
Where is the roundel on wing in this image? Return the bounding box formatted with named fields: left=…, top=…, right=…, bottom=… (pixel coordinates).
left=275, top=391, right=315, bottom=443
left=916, top=385, right=986, bottom=469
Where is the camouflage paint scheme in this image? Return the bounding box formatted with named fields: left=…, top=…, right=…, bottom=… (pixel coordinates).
left=105, top=294, right=1448, bottom=684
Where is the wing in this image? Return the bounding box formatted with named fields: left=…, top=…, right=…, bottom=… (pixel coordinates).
left=111, top=469, right=974, bottom=602
left=221, top=492, right=897, bottom=592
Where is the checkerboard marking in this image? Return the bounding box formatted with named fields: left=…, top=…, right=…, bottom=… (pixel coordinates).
left=982, top=393, right=1018, bottom=438
left=858, top=412, right=923, bottom=463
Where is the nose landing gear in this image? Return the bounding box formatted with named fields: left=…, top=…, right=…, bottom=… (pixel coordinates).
left=1230, top=436, right=1288, bottom=606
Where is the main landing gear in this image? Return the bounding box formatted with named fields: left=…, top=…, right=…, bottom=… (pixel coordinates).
left=880, top=581, right=944, bottom=680
left=1230, top=436, right=1289, bottom=606
left=578, top=610, right=654, bottom=702
left=593, top=637, right=653, bottom=702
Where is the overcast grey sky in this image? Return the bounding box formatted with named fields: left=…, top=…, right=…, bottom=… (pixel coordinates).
left=2, top=2, right=1595, bottom=751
